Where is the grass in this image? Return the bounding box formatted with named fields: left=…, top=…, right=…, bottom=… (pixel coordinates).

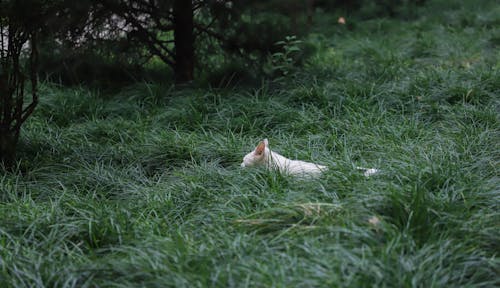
left=1, top=0, right=499, bottom=287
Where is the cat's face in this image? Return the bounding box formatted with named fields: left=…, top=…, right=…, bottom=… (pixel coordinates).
left=241, top=139, right=268, bottom=168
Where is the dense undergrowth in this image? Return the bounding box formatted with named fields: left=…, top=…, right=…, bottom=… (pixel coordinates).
left=1, top=0, right=499, bottom=287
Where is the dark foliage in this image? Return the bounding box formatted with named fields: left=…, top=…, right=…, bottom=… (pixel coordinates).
left=316, top=0, right=427, bottom=18
left=0, top=0, right=42, bottom=167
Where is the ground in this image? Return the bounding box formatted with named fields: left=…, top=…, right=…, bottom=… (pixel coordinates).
left=1, top=0, right=499, bottom=287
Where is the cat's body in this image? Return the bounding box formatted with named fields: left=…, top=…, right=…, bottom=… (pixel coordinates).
left=240, top=139, right=327, bottom=176
left=241, top=139, right=379, bottom=177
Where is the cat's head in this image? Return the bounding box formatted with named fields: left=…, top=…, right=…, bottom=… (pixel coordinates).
left=241, top=139, right=269, bottom=168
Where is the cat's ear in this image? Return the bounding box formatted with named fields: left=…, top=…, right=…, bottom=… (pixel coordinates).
left=263, top=138, right=269, bottom=147
left=255, top=140, right=266, bottom=156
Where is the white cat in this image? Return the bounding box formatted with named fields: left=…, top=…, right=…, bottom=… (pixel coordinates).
left=240, top=139, right=327, bottom=176
left=240, top=139, right=380, bottom=177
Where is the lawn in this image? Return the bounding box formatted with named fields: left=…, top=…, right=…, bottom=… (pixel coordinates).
left=1, top=0, right=499, bottom=287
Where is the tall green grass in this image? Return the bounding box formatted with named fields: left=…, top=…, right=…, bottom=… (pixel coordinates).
left=1, top=0, right=499, bottom=286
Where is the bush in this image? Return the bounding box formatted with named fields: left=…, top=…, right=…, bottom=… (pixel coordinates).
left=37, top=40, right=170, bottom=88
left=315, top=0, right=426, bottom=19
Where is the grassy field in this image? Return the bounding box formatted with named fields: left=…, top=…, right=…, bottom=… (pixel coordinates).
left=1, top=0, right=499, bottom=287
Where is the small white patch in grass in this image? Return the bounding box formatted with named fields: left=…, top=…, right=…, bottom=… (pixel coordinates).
left=356, top=166, right=381, bottom=177
left=368, top=216, right=381, bottom=226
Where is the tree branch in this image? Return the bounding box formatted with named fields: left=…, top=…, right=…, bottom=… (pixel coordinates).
left=194, top=22, right=226, bottom=42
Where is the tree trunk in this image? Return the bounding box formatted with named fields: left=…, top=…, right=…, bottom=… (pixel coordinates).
left=173, top=0, right=195, bottom=84
left=307, top=0, right=314, bottom=26
left=0, top=128, right=17, bottom=168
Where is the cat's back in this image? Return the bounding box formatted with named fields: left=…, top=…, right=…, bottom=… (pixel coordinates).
left=287, top=159, right=327, bottom=175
